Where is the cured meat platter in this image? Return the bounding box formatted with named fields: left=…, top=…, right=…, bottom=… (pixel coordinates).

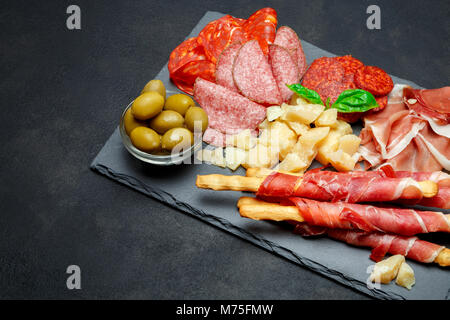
left=91, top=11, right=449, bottom=300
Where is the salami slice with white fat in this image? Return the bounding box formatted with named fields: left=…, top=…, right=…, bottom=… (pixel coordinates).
left=194, top=78, right=266, bottom=135
left=215, top=42, right=242, bottom=92
left=273, top=26, right=307, bottom=77
left=202, top=127, right=226, bottom=147
left=269, top=44, right=300, bottom=102
left=232, top=40, right=282, bottom=105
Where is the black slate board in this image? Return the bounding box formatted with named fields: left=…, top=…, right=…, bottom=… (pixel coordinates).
left=91, top=11, right=450, bottom=300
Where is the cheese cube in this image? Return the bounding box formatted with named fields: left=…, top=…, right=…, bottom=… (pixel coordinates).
left=289, top=93, right=309, bottom=106
left=395, top=262, right=415, bottom=290
left=280, top=104, right=325, bottom=124
left=197, top=148, right=226, bottom=167
left=338, top=134, right=361, bottom=156
left=334, top=120, right=353, bottom=135
left=285, top=121, right=309, bottom=136
left=285, top=126, right=329, bottom=171
left=242, top=143, right=279, bottom=169
left=315, top=130, right=342, bottom=165
left=224, top=147, right=247, bottom=171
left=277, top=153, right=308, bottom=173
left=258, top=121, right=296, bottom=161
left=315, top=108, right=338, bottom=127
left=370, top=255, right=405, bottom=284
left=226, top=129, right=257, bottom=151
left=266, top=106, right=284, bottom=122
left=328, top=149, right=357, bottom=172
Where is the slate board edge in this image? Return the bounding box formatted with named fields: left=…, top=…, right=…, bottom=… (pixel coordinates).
left=90, top=162, right=404, bottom=300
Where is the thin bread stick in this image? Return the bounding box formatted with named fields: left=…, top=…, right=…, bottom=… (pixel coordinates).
left=196, top=174, right=263, bottom=192
left=237, top=197, right=303, bottom=222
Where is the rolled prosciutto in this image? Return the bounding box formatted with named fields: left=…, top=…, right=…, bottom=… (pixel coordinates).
left=288, top=197, right=450, bottom=236
left=326, top=229, right=445, bottom=264
left=293, top=224, right=446, bottom=264
left=257, top=171, right=427, bottom=203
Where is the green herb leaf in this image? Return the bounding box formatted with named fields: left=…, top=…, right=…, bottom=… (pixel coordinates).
left=287, top=84, right=324, bottom=105
left=331, top=89, right=378, bottom=113
left=325, top=97, right=331, bottom=109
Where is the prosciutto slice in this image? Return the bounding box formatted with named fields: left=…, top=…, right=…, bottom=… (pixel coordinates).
left=257, top=171, right=426, bottom=203
left=326, top=229, right=444, bottom=263
left=404, top=86, right=450, bottom=125
left=288, top=197, right=450, bottom=236
left=382, top=166, right=450, bottom=209
left=359, top=84, right=450, bottom=171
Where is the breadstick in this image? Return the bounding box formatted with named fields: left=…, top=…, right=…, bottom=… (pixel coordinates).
left=196, top=174, right=263, bottom=192
left=237, top=197, right=304, bottom=222
left=196, top=173, right=438, bottom=198
left=238, top=197, right=450, bottom=267
left=238, top=197, right=303, bottom=222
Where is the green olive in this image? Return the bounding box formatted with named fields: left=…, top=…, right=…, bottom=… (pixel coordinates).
left=149, top=110, right=184, bottom=134
left=123, top=108, right=147, bottom=135
left=131, top=92, right=164, bottom=120
left=164, top=94, right=195, bottom=116
left=129, top=127, right=161, bottom=153
left=161, top=128, right=194, bottom=151
left=184, top=106, right=208, bottom=132
left=141, top=79, right=166, bottom=100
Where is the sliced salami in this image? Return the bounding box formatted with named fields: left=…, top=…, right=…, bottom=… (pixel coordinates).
left=233, top=40, right=282, bottom=105
left=355, top=65, right=394, bottom=96
left=243, top=8, right=278, bottom=55
left=301, top=57, right=345, bottom=90
left=373, top=95, right=388, bottom=112
left=215, top=42, right=242, bottom=92
left=273, top=26, right=307, bottom=77
left=315, top=80, right=351, bottom=105
left=269, top=44, right=300, bottom=102
left=202, top=127, right=226, bottom=147
left=334, top=55, right=364, bottom=75
left=197, top=15, right=246, bottom=64
left=168, top=37, right=207, bottom=75
left=170, top=60, right=216, bottom=95
left=194, top=78, right=266, bottom=134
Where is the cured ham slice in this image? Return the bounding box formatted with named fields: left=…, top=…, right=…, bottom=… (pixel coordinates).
left=359, top=84, right=450, bottom=171
left=257, top=171, right=427, bottom=203
left=202, top=127, right=226, bottom=147
left=288, top=197, right=450, bottom=236
left=388, top=169, right=450, bottom=187
left=418, top=188, right=450, bottom=210
left=325, top=229, right=445, bottom=263
left=379, top=166, right=450, bottom=209
left=404, top=86, right=450, bottom=125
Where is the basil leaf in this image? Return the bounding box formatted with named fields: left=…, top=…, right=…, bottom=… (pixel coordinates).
left=287, top=84, right=324, bottom=105
left=325, top=97, right=331, bottom=109
left=331, top=89, right=378, bottom=113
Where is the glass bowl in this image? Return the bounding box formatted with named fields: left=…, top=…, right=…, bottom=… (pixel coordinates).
left=119, top=101, right=202, bottom=165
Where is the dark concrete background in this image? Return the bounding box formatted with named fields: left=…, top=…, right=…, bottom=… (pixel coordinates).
left=0, top=0, right=448, bottom=299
